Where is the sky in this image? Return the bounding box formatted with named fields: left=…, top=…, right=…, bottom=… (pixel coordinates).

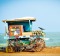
left=0, top=0, right=60, bottom=33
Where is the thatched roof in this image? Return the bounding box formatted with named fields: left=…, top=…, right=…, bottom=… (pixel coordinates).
left=2, top=17, right=36, bottom=22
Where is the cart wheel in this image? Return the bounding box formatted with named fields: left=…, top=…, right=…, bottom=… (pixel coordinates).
left=26, top=38, right=45, bottom=52
left=6, top=47, right=9, bottom=53
left=33, top=38, right=45, bottom=52
left=6, top=46, right=14, bottom=53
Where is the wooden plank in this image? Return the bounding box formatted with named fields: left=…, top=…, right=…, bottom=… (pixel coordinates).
left=22, top=32, right=32, bottom=36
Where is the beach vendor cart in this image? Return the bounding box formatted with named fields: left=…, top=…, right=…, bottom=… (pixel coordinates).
left=2, top=17, right=45, bottom=52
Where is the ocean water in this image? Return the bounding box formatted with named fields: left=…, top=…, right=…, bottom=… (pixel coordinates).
left=0, top=32, right=60, bottom=47
left=45, top=32, right=60, bottom=47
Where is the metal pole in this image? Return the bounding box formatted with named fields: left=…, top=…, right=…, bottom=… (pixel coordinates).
left=5, top=21, right=8, bottom=36
left=29, top=20, right=31, bottom=31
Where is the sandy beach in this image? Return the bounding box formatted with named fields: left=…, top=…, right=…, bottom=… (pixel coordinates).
left=0, top=47, right=60, bottom=56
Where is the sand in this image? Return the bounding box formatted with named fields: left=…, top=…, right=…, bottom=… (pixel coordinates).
left=0, top=47, right=60, bottom=56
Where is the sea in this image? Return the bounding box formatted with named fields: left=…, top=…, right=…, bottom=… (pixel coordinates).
left=0, top=32, right=60, bottom=47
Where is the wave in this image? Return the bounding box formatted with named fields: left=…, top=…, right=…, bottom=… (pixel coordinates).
left=43, top=37, right=50, bottom=40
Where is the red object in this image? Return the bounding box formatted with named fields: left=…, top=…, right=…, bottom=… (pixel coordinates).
left=15, top=35, right=19, bottom=39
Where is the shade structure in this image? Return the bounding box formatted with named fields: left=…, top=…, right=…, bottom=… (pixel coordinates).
left=2, top=17, right=36, bottom=23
